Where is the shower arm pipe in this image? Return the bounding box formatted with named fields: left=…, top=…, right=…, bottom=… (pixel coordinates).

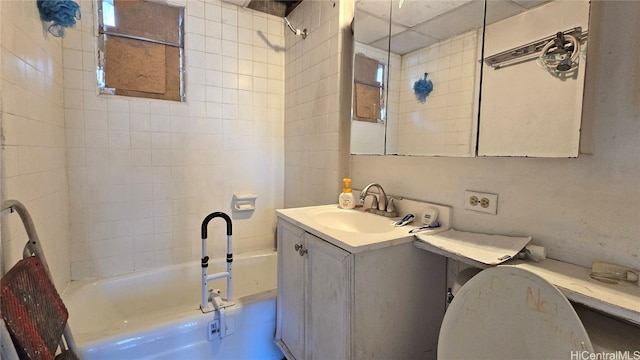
left=200, top=212, right=233, bottom=312
left=284, top=16, right=307, bottom=39
left=484, top=27, right=587, bottom=69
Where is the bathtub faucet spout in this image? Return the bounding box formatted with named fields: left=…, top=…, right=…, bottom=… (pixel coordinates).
left=200, top=212, right=235, bottom=313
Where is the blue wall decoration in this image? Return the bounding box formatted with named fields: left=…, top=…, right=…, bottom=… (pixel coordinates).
left=37, top=0, right=81, bottom=37
left=413, top=72, right=434, bottom=104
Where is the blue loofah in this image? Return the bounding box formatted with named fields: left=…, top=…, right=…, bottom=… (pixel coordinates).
left=413, top=73, right=433, bottom=104
left=37, top=0, right=81, bottom=37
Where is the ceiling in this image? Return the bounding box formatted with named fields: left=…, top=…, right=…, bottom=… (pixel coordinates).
left=246, top=0, right=303, bottom=17
left=355, top=0, right=551, bottom=55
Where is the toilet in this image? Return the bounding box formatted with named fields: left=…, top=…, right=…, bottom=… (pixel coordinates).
left=438, top=266, right=594, bottom=358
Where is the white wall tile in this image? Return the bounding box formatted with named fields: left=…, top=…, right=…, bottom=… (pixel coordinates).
left=283, top=0, right=351, bottom=207
left=4, top=0, right=284, bottom=282
left=222, top=40, right=238, bottom=57
left=206, top=20, right=223, bottom=39
left=1, top=1, right=71, bottom=289
left=186, top=0, right=205, bottom=18
left=221, top=7, right=238, bottom=26
left=187, top=16, right=206, bottom=35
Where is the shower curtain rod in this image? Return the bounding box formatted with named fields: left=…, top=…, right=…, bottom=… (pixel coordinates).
left=484, top=27, right=588, bottom=70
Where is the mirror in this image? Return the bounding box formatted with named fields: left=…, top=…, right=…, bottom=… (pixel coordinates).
left=351, top=0, right=485, bottom=156
left=350, top=0, right=393, bottom=155
left=351, top=0, right=590, bottom=158
left=479, top=0, right=589, bottom=157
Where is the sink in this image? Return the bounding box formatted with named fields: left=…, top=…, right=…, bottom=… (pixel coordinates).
left=309, top=207, right=395, bottom=234
left=277, top=203, right=451, bottom=253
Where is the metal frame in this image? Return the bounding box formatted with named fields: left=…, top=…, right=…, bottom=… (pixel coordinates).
left=95, top=0, right=186, bottom=101
left=484, top=27, right=587, bottom=70
left=1, top=200, right=79, bottom=357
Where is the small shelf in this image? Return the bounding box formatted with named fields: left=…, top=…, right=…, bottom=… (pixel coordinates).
left=414, top=238, right=640, bottom=325
left=509, top=258, right=640, bottom=325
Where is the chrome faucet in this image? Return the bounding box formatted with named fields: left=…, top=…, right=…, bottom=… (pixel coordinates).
left=359, top=183, right=397, bottom=217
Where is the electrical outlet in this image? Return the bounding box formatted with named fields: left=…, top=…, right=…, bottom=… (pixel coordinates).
left=464, top=191, right=498, bottom=215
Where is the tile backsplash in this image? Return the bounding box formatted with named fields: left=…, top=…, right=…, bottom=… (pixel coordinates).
left=394, top=30, right=479, bottom=156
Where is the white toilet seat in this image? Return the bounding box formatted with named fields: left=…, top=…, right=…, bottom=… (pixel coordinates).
left=438, top=265, right=593, bottom=359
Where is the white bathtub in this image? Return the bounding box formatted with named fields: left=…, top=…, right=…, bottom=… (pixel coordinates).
left=62, top=250, right=282, bottom=360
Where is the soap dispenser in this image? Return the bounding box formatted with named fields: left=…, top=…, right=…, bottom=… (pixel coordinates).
left=339, top=178, right=355, bottom=209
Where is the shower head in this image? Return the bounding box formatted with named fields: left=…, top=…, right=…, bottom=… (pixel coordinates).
left=538, top=33, right=580, bottom=75
left=284, top=17, right=307, bottom=39
left=556, top=51, right=573, bottom=71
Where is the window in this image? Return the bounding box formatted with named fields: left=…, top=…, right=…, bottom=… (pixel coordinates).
left=353, top=53, right=385, bottom=122
left=97, top=0, right=184, bottom=101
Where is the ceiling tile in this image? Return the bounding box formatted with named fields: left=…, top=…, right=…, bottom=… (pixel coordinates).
left=355, top=12, right=394, bottom=44
left=412, top=1, right=484, bottom=40
left=392, top=0, right=474, bottom=27
left=485, top=1, right=527, bottom=24
left=388, top=30, right=439, bottom=54
left=370, top=36, right=391, bottom=52
left=511, top=0, right=551, bottom=9
left=356, top=0, right=393, bottom=20
left=355, top=0, right=557, bottom=55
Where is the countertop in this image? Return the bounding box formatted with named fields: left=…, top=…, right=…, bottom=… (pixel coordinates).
left=276, top=205, right=446, bottom=253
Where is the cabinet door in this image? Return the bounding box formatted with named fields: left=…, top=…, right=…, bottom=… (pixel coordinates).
left=305, top=233, right=352, bottom=360
left=277, top=221, right=306, bottom=360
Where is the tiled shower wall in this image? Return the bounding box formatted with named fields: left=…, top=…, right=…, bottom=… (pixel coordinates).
left=395, top=30, right=479, bottom=156
left=63, top=0, right=285, bottom=280
left=0, top=0, right=71, bottom=289
left=350, top=30, right=478, bottom=156
left=284, top=0, right=352, bottom=207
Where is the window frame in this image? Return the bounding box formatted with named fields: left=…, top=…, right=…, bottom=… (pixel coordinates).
left=96, top=0, right=186, bottom=101
left=352, top=53, right=386, bottom=123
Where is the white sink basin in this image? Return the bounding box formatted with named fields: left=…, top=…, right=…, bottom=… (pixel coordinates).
left=308, top=207, right=395, bottom=234
left=277, top=203, right=451, bottom=253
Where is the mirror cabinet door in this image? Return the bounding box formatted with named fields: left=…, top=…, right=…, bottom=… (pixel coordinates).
left=351, top=0, right=393, bottom=155
left=479, top=0, right=590, bottom=157
left=384, top=0, right=485, bottom=157
left=351, top=0, right=590, bottom=158
left=351, top=0, right=486, bottom=156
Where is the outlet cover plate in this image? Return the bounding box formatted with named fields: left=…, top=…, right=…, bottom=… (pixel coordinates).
left=464, top=190, right=498, bottom=215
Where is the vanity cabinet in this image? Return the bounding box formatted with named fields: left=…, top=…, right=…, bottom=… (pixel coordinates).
left=278, top=220, right=351, bottom=359
left=275, top=218, right=447, bottom=360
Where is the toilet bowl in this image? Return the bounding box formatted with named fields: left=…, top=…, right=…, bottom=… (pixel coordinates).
left=438, top=265, right=594, bottom=359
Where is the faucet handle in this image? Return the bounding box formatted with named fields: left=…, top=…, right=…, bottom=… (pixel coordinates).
left=386, top=198, right=396, bottom=213
left=370, top=195, right=379, bottom=210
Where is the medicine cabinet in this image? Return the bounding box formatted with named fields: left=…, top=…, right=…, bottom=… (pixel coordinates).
left=350, top=0, right=590, bottom=158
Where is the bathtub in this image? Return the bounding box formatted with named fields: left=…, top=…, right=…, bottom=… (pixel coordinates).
left=61, top=250, right=282, bottom=360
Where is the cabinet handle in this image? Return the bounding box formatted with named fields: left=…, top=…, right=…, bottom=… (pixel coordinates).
left=294, top=243, right=307, bottom=256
